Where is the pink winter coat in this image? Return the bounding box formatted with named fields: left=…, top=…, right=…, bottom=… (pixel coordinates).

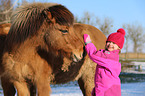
left=85, top=43, right=121, bottom=96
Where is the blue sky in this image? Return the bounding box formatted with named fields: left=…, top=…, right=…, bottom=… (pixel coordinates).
left=37, top=0, right=145, bottom=32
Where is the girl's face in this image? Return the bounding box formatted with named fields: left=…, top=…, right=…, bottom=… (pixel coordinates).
left=105, top=41, right=120, bottom=51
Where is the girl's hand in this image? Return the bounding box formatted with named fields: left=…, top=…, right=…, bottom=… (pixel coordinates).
left=83, top=34, right=92, bottom=45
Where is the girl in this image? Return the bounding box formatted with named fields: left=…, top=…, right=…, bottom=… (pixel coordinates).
left=84, top=28, right=125, bottom=96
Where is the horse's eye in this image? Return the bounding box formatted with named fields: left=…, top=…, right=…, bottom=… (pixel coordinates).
left=59, top=29, right=68, bottom=34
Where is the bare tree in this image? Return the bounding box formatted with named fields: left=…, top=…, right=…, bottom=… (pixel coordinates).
left=123, top=23, right=145, bottom=53
left=74, top=15, right=82, bottom=23
left=122, top=24, right=129, bottom=53
left=16, top=0, right=28, bottom=7
left=0, top=0, right=12, bottom=24
left=96, top=17, right=113, bottom=36
left=0, top=0, right=30, bottom=24
left=74, top=12, right=96, bottom=26
left=81, top=12, right=95, bottom=25
left=75, top=12, right=113, bottom=37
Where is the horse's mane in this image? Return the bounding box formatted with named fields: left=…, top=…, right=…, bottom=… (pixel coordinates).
left=5, top=2, right=74, bottom=50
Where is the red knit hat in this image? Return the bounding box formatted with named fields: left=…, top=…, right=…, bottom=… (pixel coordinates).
left=106, top=28, right=125, bottom=49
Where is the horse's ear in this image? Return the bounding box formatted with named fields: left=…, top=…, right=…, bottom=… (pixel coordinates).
left=43, top=10, right=55, bottom=24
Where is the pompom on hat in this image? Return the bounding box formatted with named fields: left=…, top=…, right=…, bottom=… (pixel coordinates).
left=106, top=28, right=126, bottom=49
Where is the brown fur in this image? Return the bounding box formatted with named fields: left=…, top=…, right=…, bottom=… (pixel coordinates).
left=0, top=3, right=106, bottom=96
left=0, top=23, right=11, bottom=35
left=0, top=23, right=11, bottom=75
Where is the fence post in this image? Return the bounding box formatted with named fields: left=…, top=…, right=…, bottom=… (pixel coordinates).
left=138, top=65, right=142, bottom=72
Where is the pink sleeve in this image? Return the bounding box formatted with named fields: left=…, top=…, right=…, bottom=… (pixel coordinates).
left=85, top=43, right=121, bottom=74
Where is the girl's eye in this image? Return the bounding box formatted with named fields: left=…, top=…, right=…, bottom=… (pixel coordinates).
left=107, top=41, right=111, bottom=44
left=107, top=41, right=110, bottom=43
left=59, top=29, right=68, bottom=34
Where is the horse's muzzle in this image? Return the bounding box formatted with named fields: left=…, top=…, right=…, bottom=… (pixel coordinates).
left=71, top=47, right=86, bottom=62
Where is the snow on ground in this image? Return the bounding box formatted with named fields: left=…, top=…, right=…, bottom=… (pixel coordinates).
left=1, top=82, right=145, bottom=96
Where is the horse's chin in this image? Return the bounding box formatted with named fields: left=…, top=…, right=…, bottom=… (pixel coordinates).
left=71, top=53, right=84, bottom=62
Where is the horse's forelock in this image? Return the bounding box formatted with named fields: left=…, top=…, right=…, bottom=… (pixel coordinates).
left=49, top=5, right=74, bottom=27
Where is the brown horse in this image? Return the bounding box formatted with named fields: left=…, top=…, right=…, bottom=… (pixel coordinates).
left=0, top=23, right=11, bottom=75
left=1, top=2, right=106, bottom=96
left=0, top=23, right=11, bottom=35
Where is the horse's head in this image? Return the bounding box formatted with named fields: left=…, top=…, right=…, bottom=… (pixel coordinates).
left=6, top=3, right=84, bottom=63
left=42, top=5, right=84, bottom=62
